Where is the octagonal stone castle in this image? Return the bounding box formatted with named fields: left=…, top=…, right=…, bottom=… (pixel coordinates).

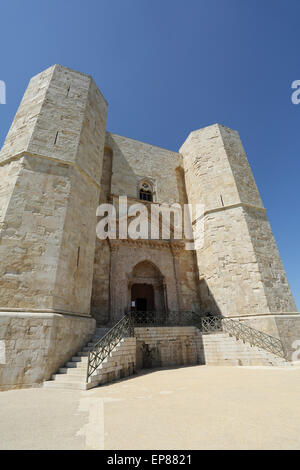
left=0, top=65, right=298, bottom=390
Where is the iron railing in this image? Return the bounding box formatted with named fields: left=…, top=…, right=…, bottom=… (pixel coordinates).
left=86, top=314, right=134, bottom=382
left=86, top=312, right=287, bottom=382
left=200, top=315, right=286, bottom=359
left=86, top=311, right=202, bottom=381
left=131, top=310, right=202, bottom=327
left=200, top=315, right=223, bottom=333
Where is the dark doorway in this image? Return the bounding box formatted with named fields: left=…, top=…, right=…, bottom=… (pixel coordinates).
left=131, top=284, right=154, bottom=311
left=136, top=298, right=147, bottom=311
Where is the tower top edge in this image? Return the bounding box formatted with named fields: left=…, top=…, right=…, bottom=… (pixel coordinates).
left=30, top=64, right=108, bottom=106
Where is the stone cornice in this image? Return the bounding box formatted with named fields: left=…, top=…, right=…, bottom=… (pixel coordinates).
left=0, top=307, right=92, bottom=318
left=192, top=201, right=266, bottom=225
left=0, top=151, right=101, bottom=190
left=109, top=238, right=185, bottom=251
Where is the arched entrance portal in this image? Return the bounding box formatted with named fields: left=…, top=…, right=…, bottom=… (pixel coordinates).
left=128, top=261, right=167, bottom=312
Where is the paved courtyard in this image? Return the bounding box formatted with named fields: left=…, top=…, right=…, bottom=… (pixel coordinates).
left=1, top=365, right=300, bottom=450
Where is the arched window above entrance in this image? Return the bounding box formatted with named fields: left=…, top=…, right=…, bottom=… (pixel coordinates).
left=138, top=180, right=154, bottom=202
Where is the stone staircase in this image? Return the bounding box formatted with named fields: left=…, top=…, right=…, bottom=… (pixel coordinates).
left=87, top=337, right=136, bottom=388
left=197, top=332, right=291, bottom=367
left=43, top=319, right=295, bottom=391
left=44, top=327, right=110, bottom=390
left=44, top=326, right=136, bottom=390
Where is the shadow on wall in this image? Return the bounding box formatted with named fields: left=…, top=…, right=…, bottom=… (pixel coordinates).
left=199, top=278, right=222, bottom=317
left=197, top=278, right=223, bottom=365
left=105, top=133, right=145, bottom=199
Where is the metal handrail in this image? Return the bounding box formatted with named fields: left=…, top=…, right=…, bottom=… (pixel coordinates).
left=86, top=312, right=287, bottom=382
left=86, top=314, right=134, bottom=382
left=131, top=310, right=202, bottom=327
left=200, top=315, right=286, bottom=359
left=86, top=310, right=202, bottom=382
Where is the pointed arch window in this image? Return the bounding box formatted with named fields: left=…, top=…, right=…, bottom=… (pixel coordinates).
left=139, top=182, right=153, bottom=202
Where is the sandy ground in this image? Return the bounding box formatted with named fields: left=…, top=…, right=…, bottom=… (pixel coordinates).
left=1, top=365, right=300, bottom=450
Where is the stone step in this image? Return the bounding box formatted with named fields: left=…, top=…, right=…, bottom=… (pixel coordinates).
left=43, top=326, right=136, bottom=390
left=43, top=380, right=88, bottom=390
left=91, top=330, right=110, bottom=338
left=51, top=373, right=85, bottom=382
left=91, top=336, right=106, bottom=342
left=58, top=367, right=87, bottom=376
left=71, top=356, right=88, bottom=363
left=66, top=361, right=87, bottom=368
left=199, top=329, right=290, bottom=368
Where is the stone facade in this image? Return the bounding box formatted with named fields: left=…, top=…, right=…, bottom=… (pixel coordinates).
left=0, top=64, right=298, bottom=389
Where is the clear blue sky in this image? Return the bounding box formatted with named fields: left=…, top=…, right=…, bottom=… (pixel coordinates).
left=0, top=0, right=299, bottom=308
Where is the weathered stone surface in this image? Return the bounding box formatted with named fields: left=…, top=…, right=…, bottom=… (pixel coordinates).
left=106, top=133, right=182, bottom=204
left=0, top=65, right=108, bottom=314
left=135, top=327, right=199, bottom=368
left=0, top=312, right=95, bottom=390
left=180, top=123, right=297, bottom=317
left=91, top=133, right=201, bottom=322
left=197, top=331, right=289, bottom=367
left=239, top=314, right=300, bottom=361
left=0, top=65, right=298, bottom=390
left=89, top=337, right=136, bottom=388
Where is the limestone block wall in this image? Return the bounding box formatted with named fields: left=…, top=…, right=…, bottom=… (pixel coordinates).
left=197, top=205, right=271, bottom=316
left=180, top=123, right=297, bottom=317
left=275, top=315, right=300, bottom=360
left=91, top=240, right=111, bottom=324
left=196, top=332, right=288, bottom=367
left=0, top=66, right=53, bottom=162
left=89, top=337, right=136, bottom=388
left=0, top=65, right=107, bottom=182
left=0, top=313, right=95, bottom=391
left=0, top=65, right=108, bottom=315
left=91, top=144, right=113, bottom=325
left=176, top=249, right=201, bottom=312
left=0, top=159, right=21, bottom=227
left=243, top=207, right=297, bottom=313
left=105, top=133, right=182, bottom=204
left=135, top=326, right=198, bottom=368
left=238, top=314, right=300, bottom=361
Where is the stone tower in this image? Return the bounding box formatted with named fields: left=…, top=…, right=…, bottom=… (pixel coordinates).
left=180, top=124, right=298, bottom=343
left=0, top=65, right=107, bottom=389
left=0, top=65, right=107, bottom=314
